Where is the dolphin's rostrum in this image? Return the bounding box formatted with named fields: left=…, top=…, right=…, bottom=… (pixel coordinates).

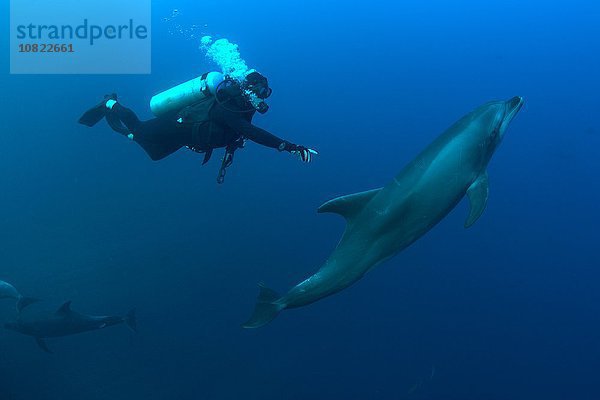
left=244, top=96, right=524, bottom=328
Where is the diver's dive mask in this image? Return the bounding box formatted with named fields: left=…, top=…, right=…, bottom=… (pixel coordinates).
left=253, top=85, right=272, bottom=100
left=243, top=71, right=272, bottom=114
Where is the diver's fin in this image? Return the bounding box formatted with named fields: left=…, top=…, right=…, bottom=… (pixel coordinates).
left=35, top=337, right=52, bottom=353
left=56, top=301, right=72, bottom=315
left=317, top=188, right=382, bottom=222
left=125, top=309, right=137, bottom=333
left=465, top=171, right=489, bottom=228
left=16, top=297, right=40, bottom=313
left=242, top=284, right=285, bottom=329
left=78, top=101, right=108, bottom=127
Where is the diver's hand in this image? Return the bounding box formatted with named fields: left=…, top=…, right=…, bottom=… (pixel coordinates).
left=279, top=142, right=318, bottom=163
left=292, top=146, right=318, bottom=163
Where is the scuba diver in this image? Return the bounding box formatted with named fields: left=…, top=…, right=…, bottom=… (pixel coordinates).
left=79, top=71, right=318, bottom=183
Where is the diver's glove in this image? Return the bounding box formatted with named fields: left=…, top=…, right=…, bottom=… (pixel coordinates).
left=280, top=142, right=319, bottom=163
left=296, top=146, right=318, bottom=163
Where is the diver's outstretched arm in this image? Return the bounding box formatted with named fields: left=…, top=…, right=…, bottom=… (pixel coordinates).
left=223, top=117, right=317, bottom=162
left=223, top=116, right=285, bottom=149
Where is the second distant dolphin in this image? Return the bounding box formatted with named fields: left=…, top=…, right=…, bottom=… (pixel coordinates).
left=244, top=96, right=524, bottom=328
left=4, top=301, right=137, bottom=353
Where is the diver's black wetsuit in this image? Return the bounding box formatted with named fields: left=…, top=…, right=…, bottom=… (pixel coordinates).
left=110, top=82, right=291, bottom=161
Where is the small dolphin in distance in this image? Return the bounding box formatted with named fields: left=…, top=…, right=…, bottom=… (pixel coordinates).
left=4, top=301, right=137, bottom=353
left=0, top=279, right=38, bottom=312
left=244, top=96, right=524, bottom=328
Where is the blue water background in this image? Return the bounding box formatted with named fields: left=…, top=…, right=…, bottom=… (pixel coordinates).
left=1, top=0, right=599, bottom=399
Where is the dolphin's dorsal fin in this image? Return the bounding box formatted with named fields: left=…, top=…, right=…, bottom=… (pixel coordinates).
left=317, top=189, right=381, bottom=220
left=465, top=171, right=489, bottom=228
left=318, top=188, right=382, bottom=221
left=56, top=301, right=72, bottom=315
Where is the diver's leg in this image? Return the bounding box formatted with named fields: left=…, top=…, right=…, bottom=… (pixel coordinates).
left=131, top=118, right=192, bottom=161
left=80, top=95, right=189, bottom=161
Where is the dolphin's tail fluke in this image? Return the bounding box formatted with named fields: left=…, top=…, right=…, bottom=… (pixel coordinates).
left=124, top=309, right=137, bottom=333
left=17, top=296, right=40, bottom=313
left=242, top=284, right=285, bottom=329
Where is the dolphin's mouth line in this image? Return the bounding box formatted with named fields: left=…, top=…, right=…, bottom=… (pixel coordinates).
left=500, top=96, right=524, bottom=133
left=506, top=97, right=524, bottom=122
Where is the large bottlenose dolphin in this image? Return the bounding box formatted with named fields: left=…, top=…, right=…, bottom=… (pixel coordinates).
left=0, top=279, right=38, bottom=312
left=244, top=96, right=524, bottom=328
left=4, top=301, right=137, bottom=353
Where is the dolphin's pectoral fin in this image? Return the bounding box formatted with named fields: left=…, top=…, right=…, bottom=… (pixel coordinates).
left=35, top=337, right=52, bottom=353
left=318, top=188, right=382, bottom=221
left=465, top=171, right=489, bottom=228
left=55, top=301, right=73, bottom=316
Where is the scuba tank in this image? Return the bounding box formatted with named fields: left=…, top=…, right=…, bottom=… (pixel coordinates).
left=149, top=70, right=237, bottom=184
left=150, top=71, right=225, bottom=117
